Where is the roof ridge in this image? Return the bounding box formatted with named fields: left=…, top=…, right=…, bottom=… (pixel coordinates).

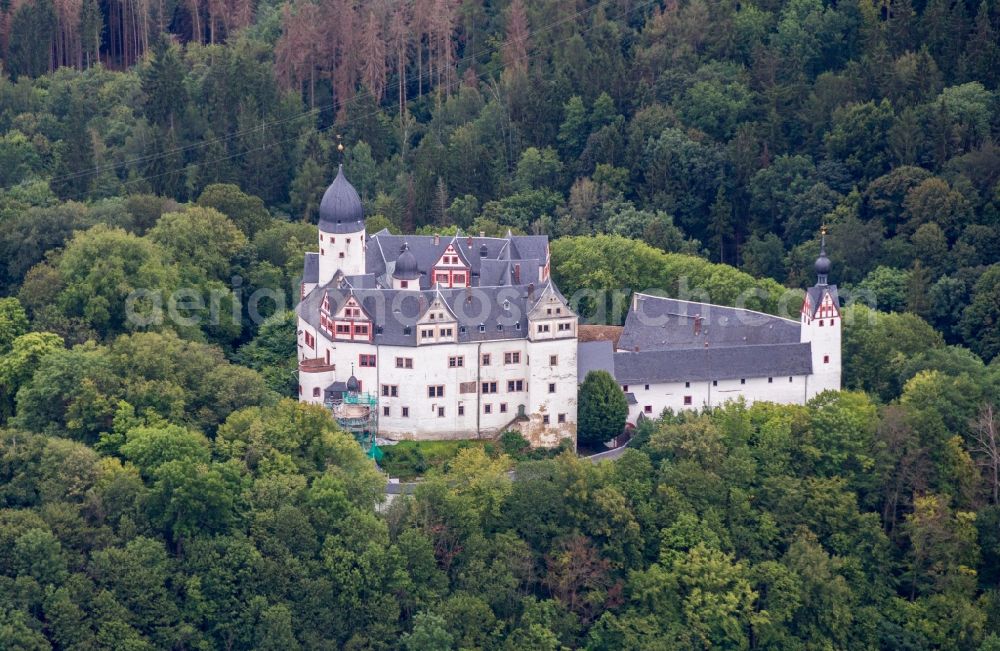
left=633, top=292, right=800, bottom=325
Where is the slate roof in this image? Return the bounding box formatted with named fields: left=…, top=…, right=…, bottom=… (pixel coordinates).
left=618, top=294, right=801, bottom=352
left=366, top=232, right=547, bottom=290
left=297, top=281, right=570, bottom=347
left=319, top=165, right=365, bottom=234
left=613, top=343, right=814, bottom=384
left=303, top=253, right=319, bottom=284
left=577, top=340, right=615, bottom=383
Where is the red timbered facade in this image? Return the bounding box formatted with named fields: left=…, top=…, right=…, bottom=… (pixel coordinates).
left=431, top=244, right=470, bottom=288
left=319, top=292, right=373, bottom=342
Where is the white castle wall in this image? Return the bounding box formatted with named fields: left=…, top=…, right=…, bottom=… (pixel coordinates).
left=622, top=374, right=811, bottom=424
left=297, top=316, right=577, bottom=445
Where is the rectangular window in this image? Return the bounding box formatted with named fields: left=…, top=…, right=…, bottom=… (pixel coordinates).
left=441, top=328, right=453, bottom=337
left=712, top=380, right=718, bottom=387
left=685, top=381, right=690, bottom=388
left=644, top=405, right=652, bottom=414
left=482, top=353, right=491, bottom=366
left=768, top=377, right=773, bottom=383
left=359, top=354, right=376, bottom=367
left=644, top=384, right=650, bottom=390
left=336, top=324, right=350, bottom=334
left=459, top=382, right=477, bottom=394
left=454, top=274, right=466, bottom=284
left=684, top=396, right=692, bottom=405
left=380, top=385, right=399, bottom=397
left=537, top=324, right=550, bottom=333
left=395, top=357, right=413, bottom=369
left=558, top=413, right=566, bottom=423
left=402, top=407, right=409, bottom=417
left=382, top=406, right=390, bottom=417
left=354, top=324, right=369, bottom=336
left=542, top=415, right=550, bottom=425
left=549, top=355, right=558, bottom=366
left=507, top=379, right=525, bottom=392
left=458, top=405, right=465, bottom=416
left=437, top=406, right=445, bottom=417
left=500, top=403, right=508, bottom=413
left=436, top=273, right=449, bottom=283
left=484, top=404, right=492, bottom=414
left=504, top=352, right=521, bottom=364
left=789, top=376, right=793, bottom=382
left=557, top=322, right=571, bottom=331
left=427, top=385, right=444, bottom=398
left=622, top=385, right=628, bottom=392
left=823, top=355, right=830, bottom=363
left=482, top=382, right=498, bottom=394
left=740, top=378, right=746, bottom=385
left=548, top=383, right=556, bottom=393
left=448, top=356, right=465, bottom=368
left=421, top=329, right=434, bottom=339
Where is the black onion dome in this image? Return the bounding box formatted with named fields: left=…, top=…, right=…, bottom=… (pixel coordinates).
left=319, top=164, right=364, bottom=233
left=393, top=243, right=420, bottom=280
left=815, top=253, right=832, bottom=276
left=346, top=374, right=360, bottom=393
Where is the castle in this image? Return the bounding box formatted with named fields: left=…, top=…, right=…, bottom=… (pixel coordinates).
left=296, top=165, right=841, bottom=447
left=295, top=165, right=578, bottom=448
left=579, top=239, right=841, bottom=425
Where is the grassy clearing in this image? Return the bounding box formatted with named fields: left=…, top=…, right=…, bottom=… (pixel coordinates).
left=379, top=438, right=497, bottom=480
left=378, top=431, right=572, bottom=480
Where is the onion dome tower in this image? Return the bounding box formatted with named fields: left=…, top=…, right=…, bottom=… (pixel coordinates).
left=800, top=226, right=841, bottom=396
left=317, top=163, right=366, bottom=283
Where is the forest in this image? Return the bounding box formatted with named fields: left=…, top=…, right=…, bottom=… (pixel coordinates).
left=0, top=0, right=999, bottom=648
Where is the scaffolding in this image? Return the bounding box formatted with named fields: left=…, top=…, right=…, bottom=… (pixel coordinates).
left=326, top=391, right=382, bottom=461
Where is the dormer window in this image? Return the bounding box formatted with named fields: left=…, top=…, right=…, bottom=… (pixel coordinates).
left=503, top=300, right=510, bottom=310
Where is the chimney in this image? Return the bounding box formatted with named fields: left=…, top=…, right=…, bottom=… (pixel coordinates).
left=466, top=236, right=473, bottom=249
left=479, top=231, right=485, bottom=237
left=634, top=345, right=639, bottom=352
left=527, top=282, right=535, bottom=299
left=433, top=233, right=440, bottom=246
left=704, top=340, right=709, bottom=348
left=465, top=287, right=472, bottom=304
left=513, top=264, right=520, bottom=284
left=694, top=314, right=702, bottom=335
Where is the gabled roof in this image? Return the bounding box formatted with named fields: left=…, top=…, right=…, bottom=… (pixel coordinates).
left=365, top=232, right=546, bottom=290
left=803, top=285, right=840, bottom=318
left=618, top=294, right=800, bottom=353
left=297, top=282, right=565, bottom=346
left=613, top=343, right=813, bottom=384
